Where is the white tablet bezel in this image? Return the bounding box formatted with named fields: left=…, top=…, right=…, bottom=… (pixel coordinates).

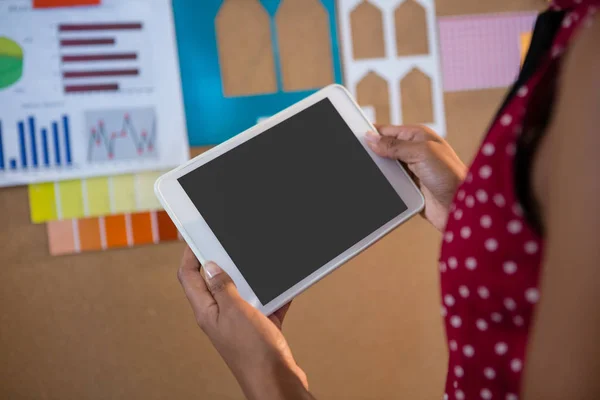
left=155, top=84, right=425, bottom=316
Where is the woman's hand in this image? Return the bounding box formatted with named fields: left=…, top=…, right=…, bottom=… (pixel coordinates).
left=177, top=247, right=314, bottom=400
left=366, top=125, right=467, bottom=232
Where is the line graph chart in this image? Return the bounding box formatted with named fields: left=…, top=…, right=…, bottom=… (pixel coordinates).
left=86, top=107, right=158, bottom=163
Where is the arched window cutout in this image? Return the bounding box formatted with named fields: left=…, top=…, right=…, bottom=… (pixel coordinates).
left=400, top=68, right=434, bottom=124
left=216, top=0, right=277, bottom=97
left=357, top=71, right=390, bottom=124
left=350, top=1, right=385, bottom=59
left=276, top=0, right=334, bottom=91
left=395, top=0, right=429, bottom=56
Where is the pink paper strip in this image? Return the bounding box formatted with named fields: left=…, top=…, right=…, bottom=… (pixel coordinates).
left=438, top=13, right=538, bottom=92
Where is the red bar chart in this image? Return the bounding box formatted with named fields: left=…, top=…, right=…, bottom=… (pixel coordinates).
left=33, top=0, right=101, bottom=8
left=64, top=83, right=119, bottom=93
left=58, top=20, right=150, bottom=95
left=60, top=38, right=115, bottom=46
left=59, top=22, right=142, bottom=31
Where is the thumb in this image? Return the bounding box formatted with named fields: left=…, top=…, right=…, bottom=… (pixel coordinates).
left=201, top=262, right=241, bottom=307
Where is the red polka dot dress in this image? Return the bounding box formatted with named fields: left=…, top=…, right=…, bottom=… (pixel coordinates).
left=439, top=2, right=599, bottom=399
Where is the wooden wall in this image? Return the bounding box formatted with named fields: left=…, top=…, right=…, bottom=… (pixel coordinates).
left=0, top=1, right=547, bottom=399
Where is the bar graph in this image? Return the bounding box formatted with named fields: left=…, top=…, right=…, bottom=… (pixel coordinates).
left=33, top=0, right=101, bottom=8
left=0, top=114, right=72, bottom=172
left=0, top=122, right=4, bottom=170
left=58, top=20, right=151, bottom=95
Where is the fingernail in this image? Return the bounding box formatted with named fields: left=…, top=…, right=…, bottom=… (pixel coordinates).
left=365, top=130, right=380, bottom=143
left=202, top=262, right=222, bottom=280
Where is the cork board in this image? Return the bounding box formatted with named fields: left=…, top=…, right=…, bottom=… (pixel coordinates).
left=0, top=1, right=545, bottom=399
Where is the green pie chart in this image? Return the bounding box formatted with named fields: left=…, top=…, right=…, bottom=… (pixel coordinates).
left=0, top=37, right=23, bottom=90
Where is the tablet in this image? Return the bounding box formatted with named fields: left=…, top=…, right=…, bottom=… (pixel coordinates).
left=155, top=85, right=424, bottom=315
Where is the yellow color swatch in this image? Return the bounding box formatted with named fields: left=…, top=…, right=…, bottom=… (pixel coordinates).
left=112, top=174, right=136, bottom=213
left=85, top=177, right=111, bottom=216
left=58, top=179, right=84, bottom=219
left=29, top=183, right=57, bottom=223
left=520, top=32, right=532, bottom=66
left=136, top=171, right=163, bottom=210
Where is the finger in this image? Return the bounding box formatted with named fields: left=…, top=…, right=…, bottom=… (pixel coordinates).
left=200, top=262, right=242, bottom=309
left=269, top=301, right=292, bottom=330
left=375, top=124, right=440, bottom=142
left=177, top=247, right=217, bottom=327
left=366, top=131, right=428, bottom=163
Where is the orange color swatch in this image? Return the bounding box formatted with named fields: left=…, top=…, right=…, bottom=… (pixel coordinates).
left=131, top=212, right=154, bottom=245
left=47, top=211, right=179, bottom=256
left=157, top=211, right=179, bottom=241
left=47, top=220, right=76, bottom=256
left=104, top=215, right=128, bottom=248
left=33, top=0, right=100, bottom=8
left=78, top=217, right=102, bottom=252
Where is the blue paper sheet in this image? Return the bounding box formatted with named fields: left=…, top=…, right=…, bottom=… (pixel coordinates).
left=173, top=0, right=343, bottom=146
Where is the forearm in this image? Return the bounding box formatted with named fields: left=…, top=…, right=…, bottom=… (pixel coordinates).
left=234, top=360, right=315, bottom=400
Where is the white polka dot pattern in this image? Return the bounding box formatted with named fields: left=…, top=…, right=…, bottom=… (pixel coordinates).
left=482, top=143, right=495, bottom=156
left=525, top=288, right=540, bottom=304
left=503, top=261, right=517, bottom=275
left=476, top=319, right=488, bottom=331
left=450, top=316, right=462, bottom=328
left=449, top=340, right=458, bottom=351
left=481, top=388, right=493, bottom=399
left=510, top=359, right=523, bottom=372
left=485, top=238, right=498, bottom=252
left=480, top=215, right=493, bottom=228
left=465, top=257, right=477, bottom=270
left=484, top=367, right=496, bottom=379
left=477, top=286, right=490, bottom=299
left=454, top=365, right=464, bottom=378
left=435, top=3, right=597, bottom=398
left=495, top=342, right=508, bottom=355
left=463, top=345, right=475, bottom=357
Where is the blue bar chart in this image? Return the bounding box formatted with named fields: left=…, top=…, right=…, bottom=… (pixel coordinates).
left=0, top=122, right=4, bottom=170
left=0, top=114, right=72, bottom=172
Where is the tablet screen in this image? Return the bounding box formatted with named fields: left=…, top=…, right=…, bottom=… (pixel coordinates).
left=179, top=99, right=407, bottom=304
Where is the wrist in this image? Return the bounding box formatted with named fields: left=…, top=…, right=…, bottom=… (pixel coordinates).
left=235, top=358, right=312, bottom=400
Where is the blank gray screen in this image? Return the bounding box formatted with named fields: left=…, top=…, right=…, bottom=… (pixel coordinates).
left=179, top=99, right=407, bottom=304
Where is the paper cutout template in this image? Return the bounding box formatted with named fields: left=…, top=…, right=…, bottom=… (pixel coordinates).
left=338, top=0, right=446, bottom=136
left=28, top=171, right=166, bottom=223
left=173, top=0, right=343, bottom=146
left=438, top=12, right=537, bottom=92
left=47, top=210, right=179, bottom=256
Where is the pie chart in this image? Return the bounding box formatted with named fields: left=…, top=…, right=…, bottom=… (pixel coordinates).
left=0, top=37, right=23, bottom=90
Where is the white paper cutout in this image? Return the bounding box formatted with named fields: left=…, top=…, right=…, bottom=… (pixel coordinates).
left=338, top=0, right=447, bottom=137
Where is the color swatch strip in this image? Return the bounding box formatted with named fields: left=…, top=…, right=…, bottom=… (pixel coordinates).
left=438, top=12, right=537, bottom=92
left=47, top=210, right=180, bottom=256
left=29, top=171, right=165, bottom=223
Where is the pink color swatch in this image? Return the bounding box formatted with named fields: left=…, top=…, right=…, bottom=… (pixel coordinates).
left=438, top=13, right=537, bottom=92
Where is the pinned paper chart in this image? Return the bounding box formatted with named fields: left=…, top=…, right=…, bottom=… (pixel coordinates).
left=0, top=0, right=188, bottom=187
left=173, top=0, right=343, bottom=146
left=28, top=170, right=165, bottom=223
left=337, top=0, right=446, bottom=136
left=47, top=210, right=180, bottom=256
